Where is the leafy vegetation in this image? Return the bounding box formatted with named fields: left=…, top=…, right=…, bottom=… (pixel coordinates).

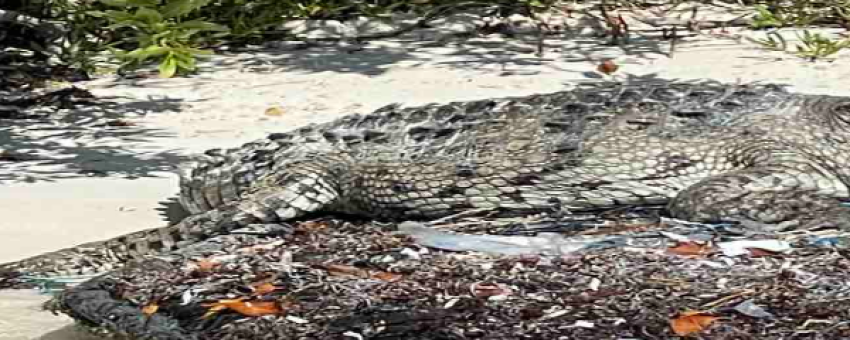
left=3, top=0, right=850, bottom=79
left=747, top=1, right=850, bottom=60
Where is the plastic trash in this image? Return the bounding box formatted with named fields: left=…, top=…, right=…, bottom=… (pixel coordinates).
left=21, top=274, right=100, bottom=295
left=717, top=239, right=791, bottom=257
left=397, top=222, right=618, bottom=256
left=732, top=300, right=775, bottom=319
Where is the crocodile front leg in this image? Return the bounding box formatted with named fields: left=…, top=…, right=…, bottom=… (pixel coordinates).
left=668, top=163, right=850, bottom=231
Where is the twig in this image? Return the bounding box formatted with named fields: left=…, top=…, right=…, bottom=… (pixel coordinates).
left=702, top=289, right=756, bottom=309
left=426, top=208, right=496, bottom=226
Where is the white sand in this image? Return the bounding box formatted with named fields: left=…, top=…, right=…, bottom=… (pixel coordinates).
left=1, top=15, right=849, bottom=339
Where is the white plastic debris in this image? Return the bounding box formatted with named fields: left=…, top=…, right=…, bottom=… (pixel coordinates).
left=718, top=240, right=791, bottom=257
left=732, top=300, right=775, bottom=319
left=400, top=247, right=421, bottom=260
left=342, top=331, right=364, bottom=340
left=541, top=309, right=569, bottom=320
left=569, top=320, right=596, bottom=328
left=286, top=315, right=309, bottom=324
left=397, top=222, right=611, bottom=256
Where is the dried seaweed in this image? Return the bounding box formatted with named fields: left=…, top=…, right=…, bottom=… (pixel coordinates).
left=49, top=216, right=850, bottom=340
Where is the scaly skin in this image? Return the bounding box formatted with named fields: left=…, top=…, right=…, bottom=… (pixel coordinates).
left=3, top=80, right=850, bottom=280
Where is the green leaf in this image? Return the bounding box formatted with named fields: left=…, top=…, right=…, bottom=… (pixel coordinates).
left=159, top=54, right=178, bottom=78
left=127, top=0, right=160, bottom=7
left=92, top=9, right=135, bottom=22
left=177, top=20, right=229, bottom=32
left=100, top=0, right=158, bottom=7
left=125, top=45, right=170, bottom=60
left=172, top=52, right=197, bottom=70
left=179, top=47, right=213, bottom=55
left=99, top=0, right=129, bottom=7
left=135, top=7, right=164, bottom=25
left=161, top=0, right=197, bottom=18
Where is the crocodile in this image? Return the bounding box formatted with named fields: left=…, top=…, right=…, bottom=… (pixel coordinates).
left=3, top=80, right=850, bottom=279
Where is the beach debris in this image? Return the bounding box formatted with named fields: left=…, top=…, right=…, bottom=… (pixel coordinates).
left=717, top=240, right=791, bottom=257
left=732, top=299, right=775, bottom=319
left=318, top=263, right=403, bottom=282
left=667, top=241, right=714, bottom=257
left=203, top=298, right=287, bottom=318
left=42, top=216, right=850, bottom=339
left=669, top=310, right=719, bottom=336
left=596, top=59, right=619, bottom=75
left=264, top=106, right=286, bottom=117
left=397, top=221, right=611, bottom=256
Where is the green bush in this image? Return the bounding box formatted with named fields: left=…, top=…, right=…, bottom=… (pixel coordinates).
left=86, top=0, right=228, bottom=77
left=32, top=0, right=850, bottom=77
left=57, top=0, right=558, bottom=77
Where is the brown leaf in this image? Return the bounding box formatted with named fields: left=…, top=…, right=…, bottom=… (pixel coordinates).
left=203, top=298, right=284, bottom=317
left=320, top=264, right=402, bottom=282
left=470, top=282, right=513, bottom=298
left=251, top=282, right=281, bottom=296
left=597, top=59, right=619, bottom=75
left=264, top=106, right=286, bottom=117
left=106, top=119, right=135, bottom=127
left=297, top=221, right=331, bottom=233
left=746, top=248, right=781, bottom=257
left=141, top=303, right=159, bottom=316
left=194, top=259, right=220, bottom=273
left=370, top=271, right=403, bottom=282
left=670, top=310, right=719, bottom=336
left=667, top=242, right=713, bottom=257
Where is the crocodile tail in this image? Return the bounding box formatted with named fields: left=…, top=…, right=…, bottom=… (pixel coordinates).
left=0, top=208, right=247, bottom=282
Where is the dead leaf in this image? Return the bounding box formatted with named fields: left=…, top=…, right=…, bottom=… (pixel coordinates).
left=264, top=106, right=286, bottom=117
left=203, top=298, right=284, bottom=317
left=470, top=282, right=513, bottom=298
left=320, top=264, right=402, bottom=282
left=194, top=259, right=220, bottom=273
left=251, top=282, right=280, bottom=296
left=667, top=242, right=713, bottom=257
left=370, top=271, right=403, bottom=282
left=746, top=248, right=781, bottom=257
left=597, top=59, right=619, bottom=75
left=297, top=221, right=331, bottom=233
left=141, top=303, right=159, bottom=316
left=670, top=310, right=719, bottom=336
left=106, top=119, right=135, bottom=127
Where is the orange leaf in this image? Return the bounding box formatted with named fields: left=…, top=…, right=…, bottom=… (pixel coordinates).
left=194, top=259, right=220, bottom=272
left=320, top=264, right=402, bottom=282
left=225, top=300, right=282, bottom=317
left=298, top=221, right=331, bottom=233
left=251, top=282, right=280, bottom=295
left=323, top=264, right=368, bottom=277
left=203, top=298, right=284, bottom=317
left=370, top=271, right=403, bottom=282
left=597, top=59, right=619, bottom=75
left=667, top=242, right=713, bottom=257
left=141, top=303, right=159, bottom=316
left=670, top=311, right=719, bottom=336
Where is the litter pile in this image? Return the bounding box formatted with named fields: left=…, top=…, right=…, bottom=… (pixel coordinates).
left=48, top=212, right=850, bottom=339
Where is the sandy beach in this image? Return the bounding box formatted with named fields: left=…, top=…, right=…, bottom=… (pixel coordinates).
left=1, top=12, right=849, bottom=339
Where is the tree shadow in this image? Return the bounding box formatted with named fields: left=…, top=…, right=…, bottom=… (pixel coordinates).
left=0, top=94, right=190, bottom=183
left=188, top=28, right=689, bottom=78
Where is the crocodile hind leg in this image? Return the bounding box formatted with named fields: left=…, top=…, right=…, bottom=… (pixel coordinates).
left=234, top=152, right=349, bottom=221
left=668, top=163, right=850, bottom=231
